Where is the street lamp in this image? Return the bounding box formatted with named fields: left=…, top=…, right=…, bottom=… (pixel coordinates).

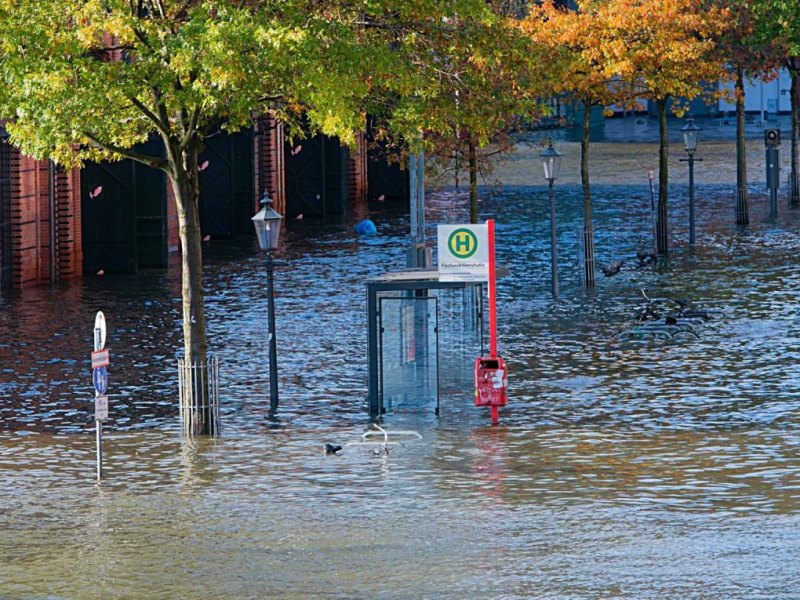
left=540, top=142, right=562, bottom=299
left=251, top=193, right=283, bottom=417
left=681, top=117, right=701, bottom=245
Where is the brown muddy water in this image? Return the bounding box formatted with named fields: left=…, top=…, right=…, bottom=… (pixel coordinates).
left=2, top=121, right=800, bottom=598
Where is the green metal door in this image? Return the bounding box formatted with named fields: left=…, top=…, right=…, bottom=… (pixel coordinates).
left=135, top=159, right=168, bottom=270
left=82, top=138, right=167, bottom=274
left=81, top=160, right=138, bottom=274
left=199, top=129, right=254, bottom=238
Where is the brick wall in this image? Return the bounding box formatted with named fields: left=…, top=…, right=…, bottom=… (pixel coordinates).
left=7, top=149, right=83, bottom=288
left=5, top=114, right=368, bottom=289
left=0, top=143, right=16, bottom=291
left=254, top=114, right=369, bottom=218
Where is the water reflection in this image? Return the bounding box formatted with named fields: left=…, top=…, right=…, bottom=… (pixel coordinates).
left=2, top=164, right=800, bottom=595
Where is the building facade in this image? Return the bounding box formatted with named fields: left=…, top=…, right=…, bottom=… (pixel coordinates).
left=0, top=119, right=384, bottom=291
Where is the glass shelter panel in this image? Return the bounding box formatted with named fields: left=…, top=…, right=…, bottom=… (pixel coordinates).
left=436, top=286, right=483, bottom=399
left=379, top=297, right=438, bottom=415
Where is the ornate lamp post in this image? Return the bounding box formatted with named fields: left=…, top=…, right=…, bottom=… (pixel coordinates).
left=540, top=142, right=562, bottom=299
left=251, top=193, right=283, bottom=417
left=681, top=117, right=701, bottom=245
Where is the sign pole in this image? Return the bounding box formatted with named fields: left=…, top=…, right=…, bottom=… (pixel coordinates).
left=94, top=323, right=103, bottom=480
left=92, top=312, right=108, bottom=481
left=438, top=221, right=507, bottom=425
left=488, top=219, right=497, bottom=359
left=95, top=398, right=103, bottom=480
left=487, top=219, right=499, bottom=425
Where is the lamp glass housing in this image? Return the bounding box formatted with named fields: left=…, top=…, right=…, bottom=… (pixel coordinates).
left=251, top=195, right=283, bottom=251
left=681, top=117, right=700, bottom=155
left=540, top=143, right=562, bottom=182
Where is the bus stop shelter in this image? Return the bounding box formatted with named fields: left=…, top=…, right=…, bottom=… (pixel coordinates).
left=366, top=268, right=484, bottom=420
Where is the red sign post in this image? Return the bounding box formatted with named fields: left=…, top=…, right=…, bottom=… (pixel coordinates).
left=474, top=219, right=507, bottom=424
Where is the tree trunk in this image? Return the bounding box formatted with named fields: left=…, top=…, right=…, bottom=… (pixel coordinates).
left=469, top=139, right=478, bottom=224
left=790, top=60, right=800, bottom=207
left=656, top=98, right=669, bottom=255
left=167, top=137, right=211, bottom=434
left=581, top=100, right=595, bottom=287
left=735, top=66, right=749, bottom=224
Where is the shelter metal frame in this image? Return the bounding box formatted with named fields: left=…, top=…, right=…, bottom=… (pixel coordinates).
left=366, top=268, right=484, bottom=420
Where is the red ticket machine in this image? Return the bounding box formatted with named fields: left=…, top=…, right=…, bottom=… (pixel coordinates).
left=474, top=357, right=507, bottom=423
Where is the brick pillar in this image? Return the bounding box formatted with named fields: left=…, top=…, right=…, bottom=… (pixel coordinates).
left=254, top=114, right=286, bottom=215
left=7, top=152, right=83, bottom=288
left=58, top=168, right=83, bottom=280
left=166, top=178, right=180, bottom=254
left=0, top=142, right=14, bottom=292
left=15, top=153, right=48, bottom=286
left=348, top=132, right=368, bottom=205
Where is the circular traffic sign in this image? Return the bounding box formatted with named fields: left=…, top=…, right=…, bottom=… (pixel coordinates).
left=447, top=228, right=479, bottom=259
left=94, top=311, right=106, bottom=351
left=93, top=366, right=108, bottom=396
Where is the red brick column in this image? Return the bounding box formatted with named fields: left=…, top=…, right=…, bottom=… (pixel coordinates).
left=14, top=154, right=48, bottom=286
left=55, top=167, right=82, bottom=280
left=348, top=131, right=368, bottom=206
left=9, top=152, right=83, bottom=288
left=254, top=114, right=286, bottom=215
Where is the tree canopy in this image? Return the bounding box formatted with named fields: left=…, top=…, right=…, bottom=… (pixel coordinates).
left=0, top=0, right=512, bottom=431
left=0, top=0, right=442, bottom=167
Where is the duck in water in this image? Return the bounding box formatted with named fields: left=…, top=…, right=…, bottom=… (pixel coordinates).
left=601, top=260, right=623, bottom=276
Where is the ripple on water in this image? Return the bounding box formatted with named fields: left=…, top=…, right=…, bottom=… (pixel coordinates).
left=2, top=181, right=800, bottom=596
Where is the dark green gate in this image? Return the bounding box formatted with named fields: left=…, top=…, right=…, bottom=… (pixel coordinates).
left=367, top=145, right=409, bottom=204
left=199, top=129, right=254, bottom=238
left=81, top=139, right=168, bottom=274
left=284, top=134, right=348, bottom=219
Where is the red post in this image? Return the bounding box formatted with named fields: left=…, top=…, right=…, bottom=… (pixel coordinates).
left=488, top=219, right=498, bottom=424
left=488, top=219, right=497, bottom=359
left=474, top=219, right=505, bottom=425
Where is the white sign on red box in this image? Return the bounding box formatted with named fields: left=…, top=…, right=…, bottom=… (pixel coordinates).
left=91, top=349, right=110, bottom=369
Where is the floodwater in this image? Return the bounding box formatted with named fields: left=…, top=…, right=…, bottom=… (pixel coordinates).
left=3, top=124, right=800, bottom=598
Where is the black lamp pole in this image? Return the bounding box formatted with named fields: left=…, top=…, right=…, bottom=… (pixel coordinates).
left=265, top=247, right=279, bottom=417
left=540, top=142, right=562, bottom=300
left=252, top=194, right=283, bottom=419
left=548, top=179, right=559, bottom=299
left=688, top=150, right=696, bottom=245
left=681, top=117, right=702, bottom=245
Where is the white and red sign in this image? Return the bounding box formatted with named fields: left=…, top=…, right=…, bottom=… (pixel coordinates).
left=91, top=349, right=110, bottom=369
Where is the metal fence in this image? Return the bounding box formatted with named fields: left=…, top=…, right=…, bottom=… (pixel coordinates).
left=178, top=356, right=220, bottom=436
left=789, top=174, right=800, bottom=207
